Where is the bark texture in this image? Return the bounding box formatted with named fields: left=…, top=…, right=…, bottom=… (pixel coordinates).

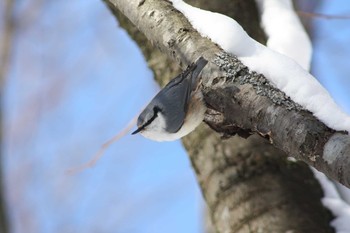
left=104, top=0, right=337, bottom=232
left=185, top=131, right=333, bottom=233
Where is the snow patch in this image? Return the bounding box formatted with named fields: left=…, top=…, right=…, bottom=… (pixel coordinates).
left=312, top=169, right=350, bottom=233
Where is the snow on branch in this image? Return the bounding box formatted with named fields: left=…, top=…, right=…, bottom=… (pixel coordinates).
left=106, top=0, right=350, bottom=188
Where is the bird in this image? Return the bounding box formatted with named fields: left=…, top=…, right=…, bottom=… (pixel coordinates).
left=131, top=57, right=208, bottom=141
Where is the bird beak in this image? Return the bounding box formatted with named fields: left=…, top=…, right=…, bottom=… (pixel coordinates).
left=131, top=127, right=142, bottom=135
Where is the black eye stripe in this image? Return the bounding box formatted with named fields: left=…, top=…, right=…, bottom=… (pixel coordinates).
left=138, top=107, right=162, bottom=131
left=153, top=106, right=162, bottom=114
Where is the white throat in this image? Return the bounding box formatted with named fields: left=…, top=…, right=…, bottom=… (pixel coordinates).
left=140, top=106, right=206, bottom=142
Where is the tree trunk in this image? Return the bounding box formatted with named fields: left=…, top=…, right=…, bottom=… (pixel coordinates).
left=104, top=0, right=335, bottom=232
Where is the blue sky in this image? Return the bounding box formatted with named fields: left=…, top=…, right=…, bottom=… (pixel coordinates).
left=312, top=1, right=350, bottom=114
left=1, top=1, right=349, bottom=233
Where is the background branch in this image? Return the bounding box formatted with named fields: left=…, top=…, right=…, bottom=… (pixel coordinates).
left=0, top=0, right=16, bottom=232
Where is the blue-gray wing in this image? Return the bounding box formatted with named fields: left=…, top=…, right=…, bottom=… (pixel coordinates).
left=153, top=57, right=208, bottom=133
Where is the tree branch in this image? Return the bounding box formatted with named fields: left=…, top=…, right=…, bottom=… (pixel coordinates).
left=108, top=0, right=350, bottom=188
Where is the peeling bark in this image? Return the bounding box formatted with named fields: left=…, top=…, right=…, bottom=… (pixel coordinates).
left=104, top=0, right=339, bottom=232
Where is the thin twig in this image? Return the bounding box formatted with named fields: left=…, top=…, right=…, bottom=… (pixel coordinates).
left=66, top=116, right=138, bottom=175
left=298, top=11, right=350, bottom=20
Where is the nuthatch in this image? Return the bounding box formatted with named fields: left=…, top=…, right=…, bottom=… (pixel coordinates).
left=132, top=57, right=208, bottom=141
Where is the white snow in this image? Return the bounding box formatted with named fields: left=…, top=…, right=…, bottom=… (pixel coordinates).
left=170, top=0, right=350, bottom=134
left=255, top=0, right=312, bottom=70
left=312, top=169, right=350, bottom=233
left=335, top=182, right=350, bottom=205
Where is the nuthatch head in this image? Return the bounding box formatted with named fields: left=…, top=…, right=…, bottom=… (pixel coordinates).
left=132, top=57, right=208, bottom=141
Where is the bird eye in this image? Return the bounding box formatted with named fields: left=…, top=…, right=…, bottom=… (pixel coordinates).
left=153, top=106, right=161, bottom=115
left=134, top=106, right=162, bottom=134
left=143, top=106, right=161, bottom=127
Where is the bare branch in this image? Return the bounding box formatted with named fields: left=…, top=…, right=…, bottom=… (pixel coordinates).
left=298, top=10, right=350, bottom=20
left=67, top=116, right=137, bottom=174
left=0, top=0, right=15, bottom=231
left=0, top=0, right=15, bottom=86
